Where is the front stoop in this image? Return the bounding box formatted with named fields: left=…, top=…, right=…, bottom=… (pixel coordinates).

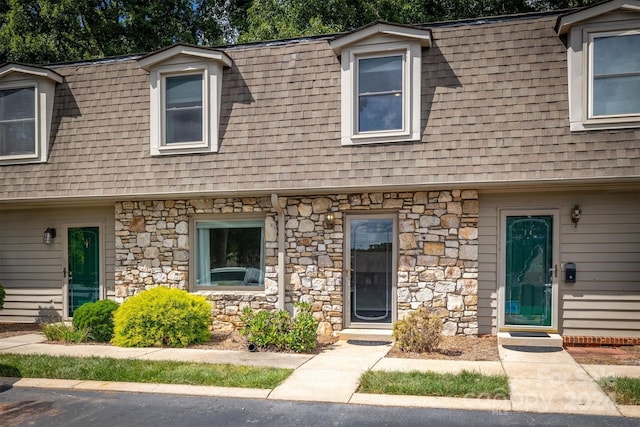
left=498, top=332, right=563, bottom=348
left=339, top=329, right=393, bottom=343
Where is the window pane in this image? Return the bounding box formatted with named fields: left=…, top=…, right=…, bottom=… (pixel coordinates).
left=165, top=74, right=203, bottom=144
left=358, top=56, right=402, bottom=94
left=0, top=120, right=36, bottom=155
left=0, top=88, right=36, bottom=156
left=593, top=75, right=640, bottom=116
left=195, top=221, right=264, bottom=287
left=359, top=93, right=403, bottom=132
left=166, top=75, right=203, bottom=108
left=0, top=87, right=35, bottom=121
left=166, top=109, right=203, bottom=143
left=357, top=56, right=403, bottom=132
left=593, top=34, right=640, bottom=76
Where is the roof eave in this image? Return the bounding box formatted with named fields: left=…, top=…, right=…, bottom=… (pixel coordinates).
left=330, top=22, right=432, bottom=55
left=137, top=43, right=232, bottom=71
left=0, top=63, right=64, bottom=83
left=555, top=0, right=640, bottom=35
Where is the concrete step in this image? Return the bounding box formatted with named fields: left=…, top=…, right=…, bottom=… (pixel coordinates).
left=339, top=328, right=393, bottom=343
left=498, top=332, right=563, bottom=348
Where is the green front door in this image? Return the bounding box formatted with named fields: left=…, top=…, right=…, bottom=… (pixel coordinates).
left=504, top=216, right=553, bottom=327
left=67, top=227, right=100, bottom=317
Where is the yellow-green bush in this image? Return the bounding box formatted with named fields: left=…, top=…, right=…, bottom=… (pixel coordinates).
left=112, top=287, right=211, bottom=348
left=392, top=307, right=443, bottom=353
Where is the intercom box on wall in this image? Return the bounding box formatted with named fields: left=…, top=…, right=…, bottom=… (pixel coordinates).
left=565, top=262, right=576, bottom=283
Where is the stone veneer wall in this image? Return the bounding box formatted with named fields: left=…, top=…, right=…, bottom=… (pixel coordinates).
left=285, top=190, right=478, bottom=336
left=114, top=190, right=479, bottom=336
left=114, top=198, right=280, bottom=327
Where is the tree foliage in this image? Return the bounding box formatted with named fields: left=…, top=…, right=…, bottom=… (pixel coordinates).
left=0, top=0, right=602, bottom=63
left=0, top=0, right=230, bottom=63
left=239, top=0, right=602, bottom=42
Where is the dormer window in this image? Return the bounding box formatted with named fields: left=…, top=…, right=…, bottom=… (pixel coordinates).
left=164, top=73, right=204, bottom=144
left=0, top=64, right=62, bottom=165
left=330, top=22, right=431, bottom=145
left=138, top=45, right=232, bottom=156
left=357, top=54, right=403, bottom=133
left=556, top=0, right=640, bottom=131
left=589, top=31, right=640, bottom=118
left=0, top=86, right=36, bottom=157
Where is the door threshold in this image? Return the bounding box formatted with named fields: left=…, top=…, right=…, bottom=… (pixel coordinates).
left=339, top=328, right=393, bottom=343
left=497, top=332, right=563, bottom=348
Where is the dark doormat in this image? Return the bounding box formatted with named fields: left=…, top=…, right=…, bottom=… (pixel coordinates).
left=510, top=332, right=550, bottom=338
left=347, top=340, right=390, bottom=346
left=503, top=345, right=563, bottom=353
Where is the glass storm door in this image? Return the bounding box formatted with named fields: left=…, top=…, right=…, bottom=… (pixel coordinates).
left=347, top=216, right=395, bottom=326
left=504, top=216, right=553, bottom=327
left=67, top=227, right=100, bottom=317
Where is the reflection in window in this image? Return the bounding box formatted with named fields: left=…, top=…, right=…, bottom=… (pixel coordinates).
left=350, top=218, right=393, bottom=323
left=195, top=220, right=264, bottom=288
left=592, top=33, right=640, bottom=116
left=0, top=87, right=35, bottom=156
left=357, top=55, right=403, bottom=132
left=165, top=74, right=203, bottom=143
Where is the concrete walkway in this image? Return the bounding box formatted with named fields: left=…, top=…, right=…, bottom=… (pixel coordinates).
left=499, top=345, right=621, bottom=416
left=1, top=334, right=639, bottom=417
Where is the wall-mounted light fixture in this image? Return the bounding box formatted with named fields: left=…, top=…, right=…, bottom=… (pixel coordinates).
left=324, top=212, right=335, bottom=228
left=571, top=205, right=582, bottom=228
left=43, top=228, right=57, bottom=245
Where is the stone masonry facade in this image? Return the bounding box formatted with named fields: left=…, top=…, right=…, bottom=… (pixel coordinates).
left=114, top=190, right=479, bottom=336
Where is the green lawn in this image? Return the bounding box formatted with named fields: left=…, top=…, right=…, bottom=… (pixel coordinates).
left=359, top=369, right=510, bottom=399
left=599, top=377, right=640, bottom=405
left=0, top=354, right=292, bottom=389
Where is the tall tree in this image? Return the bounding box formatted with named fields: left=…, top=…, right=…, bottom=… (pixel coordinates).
left=0, top=0, right=603, bottom=63
left=239, top=0, right=602, bottom=43
left=0, top=0, right=230, bottom=64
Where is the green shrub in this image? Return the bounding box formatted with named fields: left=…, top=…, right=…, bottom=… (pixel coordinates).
left=0, top=282, right=5, bottom=310
left=285, top=303, right=318, bottom=352
left=72, top=299, right=120, bottom=342
left=240, top=309, right=290, bottom=349
left=240, top=302, right=318, bottom=352
left=42, top=322, right=90, bottom=343
left=112, top=287, right=211, bottom=348
left=392, top=307, right=443, bottom=353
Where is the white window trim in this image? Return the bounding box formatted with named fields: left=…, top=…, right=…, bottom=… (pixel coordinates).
left=190, top=214, right=267, bottom=292
left=0, top=70, right=59, bottom=165
left=0, top=81, right=38, bottom=162
left=149, top=61, right=222, bottom=156
left=587, top=28, right=640, bottom=120
left=567, top=21, right=640, bottom=131
left=339, top=41, right=422, bottom=145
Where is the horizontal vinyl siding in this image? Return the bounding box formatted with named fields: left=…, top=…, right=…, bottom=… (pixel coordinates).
left=477, top=205, right=498, bottom=334
left=477, top=189, right=640, bottom=338
left=560, top=197, right=640, bottom=337
left=0, top=205, right=115, bottom=322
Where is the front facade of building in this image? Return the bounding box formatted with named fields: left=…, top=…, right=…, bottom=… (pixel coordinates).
left=1, top=1, right=638, bottom=343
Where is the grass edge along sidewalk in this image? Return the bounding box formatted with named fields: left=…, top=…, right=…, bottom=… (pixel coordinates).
left=359, top=369, right=510, bottom=400
left=0, top=353, right=512, bottom=400
left=599, top=377, right=640, bottom=405
left=0, top=354, right=292, bottom=389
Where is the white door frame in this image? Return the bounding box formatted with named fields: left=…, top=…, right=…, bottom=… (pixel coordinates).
left=498, top=209, right=560, bottom=332
left=62, top=220, right=105, bottom=319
